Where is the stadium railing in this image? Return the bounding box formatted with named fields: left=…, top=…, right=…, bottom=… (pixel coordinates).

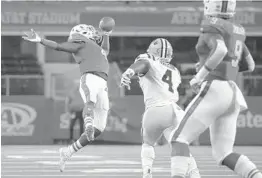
left=1, top=75, right=45, bottom=96
left=1, top=65, right=262, bottom=97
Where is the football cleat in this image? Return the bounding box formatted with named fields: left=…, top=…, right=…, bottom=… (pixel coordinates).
left=59, top=147, right=72, bottom=172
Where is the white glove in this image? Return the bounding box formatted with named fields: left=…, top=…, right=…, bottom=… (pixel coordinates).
left=22, top=29, right=41, bottom=43
left=120, top=68, right=135, bottom=90
left=189, top=77, right=202, bottom=94
left=101, top=30, right=112, bottom=36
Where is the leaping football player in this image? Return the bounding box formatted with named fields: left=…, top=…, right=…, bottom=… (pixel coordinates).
left=120, top=38, right=201, bottom=178
left=170, top=0, right=262, bottom=178
left=23, top=17, right=115, bottom=172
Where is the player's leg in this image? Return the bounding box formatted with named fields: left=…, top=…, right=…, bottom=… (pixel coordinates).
left=170, top=81, right=234, bottom=178
left=59, top=74, right=101, bottom=172
left=141, top=104, right=176, bottom=178
left=163, top=104, right=201, bottom=178
left=211, top=105, right=262, bottom=178
left=92, top=85, right=109, bottom=138
left=68, top=74, right=107, bottom=152
left=79, top=74, right=100, bottom=141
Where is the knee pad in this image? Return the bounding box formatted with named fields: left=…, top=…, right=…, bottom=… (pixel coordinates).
left=141, top=143, right=155, bottom=160
left=82, top=102, right=95, bottom=118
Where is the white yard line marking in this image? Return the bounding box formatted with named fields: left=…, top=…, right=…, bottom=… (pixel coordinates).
left=36, top=160, right=140, bottom=165
left=1, top=175, right=239, bottom=177
left=6, top=155, right=102, bottom=159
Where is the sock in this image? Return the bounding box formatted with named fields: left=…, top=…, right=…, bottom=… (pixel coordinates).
left=222, top=153, right=262, bottom=178
left=141, top=143, right=155, bottom=175
left=69, top=128, right=102, bottom=155
left=188, top=156, right=201, bottom=178
left=69, top=140, right=83, bottom=155
left=171, top=141, right=191, bottom=178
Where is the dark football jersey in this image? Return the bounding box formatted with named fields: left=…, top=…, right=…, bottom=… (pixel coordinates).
left=68, top=34, right=109, bottom=75
left=196, top=17, right=246, bottom=81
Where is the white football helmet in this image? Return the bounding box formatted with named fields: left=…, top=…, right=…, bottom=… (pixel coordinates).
left=69, top=24, right=97, bottom=41
left=204, top=0, right=236, bottom=18
left=147, top=38, right=173, bottom=62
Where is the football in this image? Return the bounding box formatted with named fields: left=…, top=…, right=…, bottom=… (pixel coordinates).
left=99, top=17, right=115, bottom=32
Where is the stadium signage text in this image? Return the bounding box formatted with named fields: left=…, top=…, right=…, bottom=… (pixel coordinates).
left=1, top=12, right=80, bottom=25
left=237, top=111, right=262, bottom=128
left=171, top=11, right=255, bottom=25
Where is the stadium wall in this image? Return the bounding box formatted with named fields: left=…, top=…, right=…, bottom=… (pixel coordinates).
left=2, top=1, right=262, bottom=35
left=2, top=96, right=262, bottom=145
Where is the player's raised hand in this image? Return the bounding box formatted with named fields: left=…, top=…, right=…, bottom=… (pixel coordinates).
left=99, top=17, right=115, bottom=36
left=22, top=29, right=41, bottom=43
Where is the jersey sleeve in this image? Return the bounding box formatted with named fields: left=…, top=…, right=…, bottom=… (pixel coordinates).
left=68, top=34, right=89, bottom=43
left=200, top=18, right=226, bottom=35
left=173, top=68, right=181, bottom=89
left=56, top=41, right=85, bottom=53
left=133, top=53, right=152, bottom=77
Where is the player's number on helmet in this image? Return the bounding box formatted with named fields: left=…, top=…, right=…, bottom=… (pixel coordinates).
left=162, top=70, right=174, bottom=93
left=232, top=40, right=243, bottom=67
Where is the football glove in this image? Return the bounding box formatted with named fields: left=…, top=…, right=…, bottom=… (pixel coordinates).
left=22, top=29, right=41, bottom=43
left=120, top=68, right=135, bottom=90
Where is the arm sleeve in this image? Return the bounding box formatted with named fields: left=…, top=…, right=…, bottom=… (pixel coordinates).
left=203, top=33, right=228, bottom=70
left=129, top=59, right=150, bottom=77
left=195, top=33, right=228, bottom=81
left=41, top=39, right=85, bottom=53
left=239, top=43, right=255, bottom=72
left=101, top=35, right=110, bottom=56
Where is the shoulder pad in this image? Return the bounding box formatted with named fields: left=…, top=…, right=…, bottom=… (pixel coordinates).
left=68, top=34, right=88, bottom=43
left=200, top=18, right=226, bottom=35
left=135, top=53, right=153, bottom=62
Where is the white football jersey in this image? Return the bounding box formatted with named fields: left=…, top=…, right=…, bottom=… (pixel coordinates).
left=135, top=53, right=181, bottom=108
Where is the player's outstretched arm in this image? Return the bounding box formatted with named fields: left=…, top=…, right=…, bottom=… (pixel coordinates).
left=22, top=29, right=84, bottom=53
left=40, top=39, right=84, bottom=53
left=239, top=43, right=255, bottom=72
left=129, top=59, right=150, bottom=76
left=120, top=58, right=150, bottom=90
left=195, top=33, right=228, bottom=81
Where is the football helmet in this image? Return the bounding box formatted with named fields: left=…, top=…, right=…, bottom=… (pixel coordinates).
left=147, top=38, right=173, bottom=62
left=69, top=24, right=97, bottom=41
left=204, top=0, right=236, bottom=19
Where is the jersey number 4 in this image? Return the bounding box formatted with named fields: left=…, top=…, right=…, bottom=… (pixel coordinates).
left=162, top=70, right=174, bottom=93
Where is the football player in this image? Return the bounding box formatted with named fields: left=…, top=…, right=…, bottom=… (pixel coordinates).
left=23, top=24, right=111, bottom=172
left=120, top=38, right=200, bottom=178
left=170, top=0, right=261, bottom=178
